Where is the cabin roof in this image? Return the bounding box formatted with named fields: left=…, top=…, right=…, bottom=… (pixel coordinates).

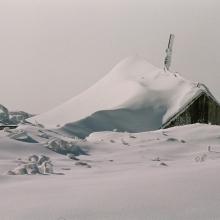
left=162, top=83, right=220, bottom=128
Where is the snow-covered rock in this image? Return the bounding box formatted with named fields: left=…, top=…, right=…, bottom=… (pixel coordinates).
left=0, top=104, right=9, bottom=124
left=0, top=104, right=33, bottom=125
left=9, top=111, right=34, bottom=124
left=28, top=155, right=39, bottom=163
left=7, top=129, right=38, bottom=143
left=7, top=155, right=54, bottom=175
left=38, top=161, right=53, bottom=174
left=37, top=155, right=50, bottom=165
left=45, top=138, right=87, bottom=155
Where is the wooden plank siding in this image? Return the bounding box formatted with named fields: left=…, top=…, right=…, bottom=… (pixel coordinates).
left=163, top=93, right=220, bottom=128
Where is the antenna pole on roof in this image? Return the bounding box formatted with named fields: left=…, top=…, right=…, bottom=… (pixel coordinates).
left=164, top=34, right=175, bottom=71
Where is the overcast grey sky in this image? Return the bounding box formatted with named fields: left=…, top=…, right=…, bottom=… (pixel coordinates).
left=0, top=0, right=219, bottom=113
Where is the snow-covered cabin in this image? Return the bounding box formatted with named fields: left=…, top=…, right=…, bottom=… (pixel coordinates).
left=28, top=57, right=220, bottom=137
left=162, top=83, right=220, bottom=129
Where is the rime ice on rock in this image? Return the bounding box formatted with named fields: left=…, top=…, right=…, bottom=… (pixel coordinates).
left=7, top=155, right=54, bottom=175
left=46, top=138, right=87, bottom=156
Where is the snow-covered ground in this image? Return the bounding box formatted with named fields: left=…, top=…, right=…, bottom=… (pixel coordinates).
left=2, top=57, right=220, bottom=219
left=1, top=123, right=220, bottom=220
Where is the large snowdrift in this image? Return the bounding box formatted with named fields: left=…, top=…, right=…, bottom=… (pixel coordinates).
left=28, top=56, right=203, bottom=137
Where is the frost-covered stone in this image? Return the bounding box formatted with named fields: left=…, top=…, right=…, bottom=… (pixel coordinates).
left=38, top=155, right=50, bottom=165
left=7, top=170, right=16, bottom=175
left=7, top=129, right=38, bottom=143
left=75, top=161, right=91, bottom=168
left=25, top=163, right=39, bottom=174
left=0, top=104, right=9, bottom=124
left=46, top=138, right=87, bottom=156
left=129, top=134, right=136, bottom=138
left=13, top=165, right=28, bottom=175
left=3, top=127, right=11, bottom=133
left=38, top=161, right=53, bottom=174
left=28, top=155, right=39, bottom=162
left=9, top=111, right=33, bottom=124
left=44, top=161, right=53, bottom=174
left=121, top=139, right=129, bottom=145
left=7, top=155, right=54, bottom=175
left=67, top=153, right=80, bottom=160
left=0, top=103, right=33, bottom=125
left=160, top=162, right=168, bottom=166
left=38, top=132, right=50, bottom=139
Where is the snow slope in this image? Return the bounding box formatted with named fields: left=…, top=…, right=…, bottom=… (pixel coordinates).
left=1, top=124, right=220, bottom=219
left=29, top=56, right=203, bottom=137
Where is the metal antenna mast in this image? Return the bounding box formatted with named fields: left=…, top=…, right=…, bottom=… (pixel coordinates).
left=164, top=34, right=175, bottom=71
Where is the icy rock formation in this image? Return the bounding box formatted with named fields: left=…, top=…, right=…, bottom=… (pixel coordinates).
left=3, top=127, right=12, bottom=133
left=75, top=161, right=91, bottom=168
left=7, top=129, right=38, bottom=143
left=38, top=155, right=50, bottom=165
left=0, top=104, right=9, bottom=124
left=13, top=166, right=28, bottom=175
left=25, top=163, right=39, bottom=174
left=38, top=161, right=53, bottom=174
left=28, top=155, right=39, bottom=163
left=67, top=153, right=80, bottom=160
left=46, top=138, right=87, bottom=156
left=38, top=131, right=50, bottom=139
left=9, top=111, right=34, bottom=124
left=7, top=155, right=53, bottom=175
left=0, top=103, right=33, bottom=125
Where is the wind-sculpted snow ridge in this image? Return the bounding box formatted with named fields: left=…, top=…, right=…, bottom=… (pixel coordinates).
left=28, top=56, right=205, bottom=137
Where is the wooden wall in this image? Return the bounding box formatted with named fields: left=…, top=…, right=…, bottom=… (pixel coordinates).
left=164, top=93, right=220, bottom=128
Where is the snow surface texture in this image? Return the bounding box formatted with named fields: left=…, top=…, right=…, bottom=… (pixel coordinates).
left=1, top=124, right=220, bottom=219
left=28, top=56, right=206, bottom=138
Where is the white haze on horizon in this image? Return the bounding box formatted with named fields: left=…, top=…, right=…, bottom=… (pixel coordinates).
left=0, top=0, right=219, bottom=114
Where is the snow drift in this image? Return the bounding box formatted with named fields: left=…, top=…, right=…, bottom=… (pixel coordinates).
left=28, top=56, right=203, bottom=138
